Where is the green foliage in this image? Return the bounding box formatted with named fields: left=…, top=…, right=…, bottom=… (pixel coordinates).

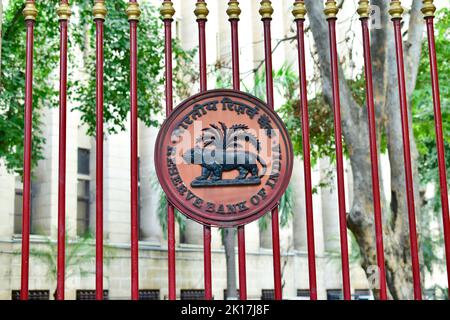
left=72, top=0, right=196, bottom=136
left=0, top=0, right=59, bottom=175
left=152, top=173, right=186, bottom=238
left=412, top=8, right=450, bottom=188
left=270, top=64, right=338, bottom=166
left=411, top=9, right=450, bottom=273
left=258, top=183, right=295, bottom=231
left=0, top=0, right=196, bottom=174
left=25, top=232, right=114, bottom=282
left=325, top=231, right=362, bottom=268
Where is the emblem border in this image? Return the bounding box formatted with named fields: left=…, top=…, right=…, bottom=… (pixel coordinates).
left=154, top=89, right=294, bottom=227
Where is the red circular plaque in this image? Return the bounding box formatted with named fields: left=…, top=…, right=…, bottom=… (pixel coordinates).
left=154, top=89, right=293, bottom=227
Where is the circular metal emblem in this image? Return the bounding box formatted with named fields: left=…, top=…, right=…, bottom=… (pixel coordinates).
left=154, top=89, right=293, bottom=227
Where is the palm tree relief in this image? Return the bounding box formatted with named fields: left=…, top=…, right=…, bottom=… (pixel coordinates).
left=182, top=122, right=267, bottom=187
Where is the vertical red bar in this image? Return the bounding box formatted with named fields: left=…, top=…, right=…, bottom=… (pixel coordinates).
left=203, top=226, right=212, bottom=299
left=197, top=12, right=208, bottom=92
left=20, top=0, right=37, bottom=301
left=324, top=1, right=351, bottom=300
left=424, top=14, right=450, bottom=298
left=270, top=207, right=282, bottom=300
left=227, top=2, right=247, bottom=299
left=93, top=0, right=106, bottom=301
left=389, top=1, right=421, bottom=299
left=195, top=1, right=213, bottom=300
left=358, top=7, right=388, bottom=300
left=230, top=20, right=241, bottom=92
left=161, top=0, right=177, bottom=300
left=292, top=0, right=317, bottom=300
left=237, top=227, right=247, bottom=300
left=127, top=0, right=140, bottom=301
left=260, top=5, right=282, bottom=298
left=56, top=0, right=71, bottom=301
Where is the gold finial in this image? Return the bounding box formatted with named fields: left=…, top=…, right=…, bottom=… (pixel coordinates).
left=57, top=2, right=72, bottom=21
left=194, top=1, right=209, bottom=21
left=93, top=0, right=107, bottom=21
left=357, top=0, right=370, bottom=19
left=389, top=0, right=404, bottom=19
left=324, top=0, right=339, bottom=20
left=292, top=1, right=307, bottom=21
left=23, top=1, right=38, bottom=21
left=227, top=1, right=241, bottom=21
left=160, top=1, right=175, bottom=21
left=259, top=0, right=274, bottom=20
left=126, top=1, right=142, bottom=22
left=421, top=0, right=436, bottom=18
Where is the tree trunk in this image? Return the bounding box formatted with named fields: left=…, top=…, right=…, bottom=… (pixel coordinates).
left=305, top=0, right=425, bottom=299
left=259, top=221, right=272, bottom=249
left=223, top=228, right=237, bottom=299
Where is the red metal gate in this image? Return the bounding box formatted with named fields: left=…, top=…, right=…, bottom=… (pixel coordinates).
left=18, top=0, right=450, bottom=301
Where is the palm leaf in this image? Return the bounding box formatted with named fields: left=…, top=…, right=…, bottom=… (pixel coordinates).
left=201, top=126, right=223, bottom=148
left=230, top=124, right=249, bottom=131
left=226, top=131, right=260, bottom=151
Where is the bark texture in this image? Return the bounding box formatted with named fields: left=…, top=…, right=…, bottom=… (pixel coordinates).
left=223, top=228, right=238, bottom=299
left=305, top=0, right=424, bottom=299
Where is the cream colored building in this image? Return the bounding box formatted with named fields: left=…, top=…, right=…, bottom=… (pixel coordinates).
left=0, top=0, right=446, bottom=300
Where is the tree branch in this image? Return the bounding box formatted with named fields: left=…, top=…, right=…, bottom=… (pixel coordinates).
left=370, top=0, right=389, bottom=125
left=404, top=0, right=425, bottom=97
left=304, top=0, right=362, bottom=147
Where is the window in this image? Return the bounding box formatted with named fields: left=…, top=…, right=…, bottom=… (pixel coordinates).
left=13, top=178, right=34, bottom=235
left=77, top=148, right=91, bottom=236
left=261, top=289, right=275, bottom=300
left=12, top=290, right=49, bottom=300
left=297, top=289, right=310, bottom=300
left=139, top=289, right=160, bottom=300
left=327, top=289, right=343, bottom=300
left=77, top=148, right=90, bottom=175
left=76, top=290, right=109, bottom=300
left=180, top=289, right=205, bottom=300
left=13, top=189, right=24, bottom=234
left=354, top=289, right=372, bottom=300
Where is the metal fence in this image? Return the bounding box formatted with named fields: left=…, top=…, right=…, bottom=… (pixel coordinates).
left=17, top=0, right=449, bottom=301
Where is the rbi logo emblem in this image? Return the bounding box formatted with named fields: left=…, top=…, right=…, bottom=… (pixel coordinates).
left=155, top=89, right=293, bottom=227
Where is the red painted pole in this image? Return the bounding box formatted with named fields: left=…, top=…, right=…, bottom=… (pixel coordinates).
left=167, top=203, right=176, bottom=300
left=20, top=0, right=37, bottom=301
left=203, top=226, right=212, bottom=299
left=161, top=0, right=176, bottom=300
left=325, top=1, right=351, bottom=300
left=230, top=21, right=241, bottom=92
left=292, top=0, right=318, bottom=300
left=424, top=11, right=450, bottom=298
left=237, top=226, right=247, bottom=300
left=359, top=12, right=388, bottom=300
left=390, top=2, right=422, bottom=298
left=261, top=11, right=282, bottom=299
left=56, top=0, right=71, bottom=301
left=195, top=1, right=213, bottom=300
left=197, top=17, right=207, bottom=92
left=228, top=4, right=248, bottom=299
left=270, top=207, right=282, bottom=300
left=94, top=0, right=106, bottom=301
left=127, top=0, right=140, bottom=301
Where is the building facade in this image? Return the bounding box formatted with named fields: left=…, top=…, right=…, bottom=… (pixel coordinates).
left=0, top=0, right=445, bottom=300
